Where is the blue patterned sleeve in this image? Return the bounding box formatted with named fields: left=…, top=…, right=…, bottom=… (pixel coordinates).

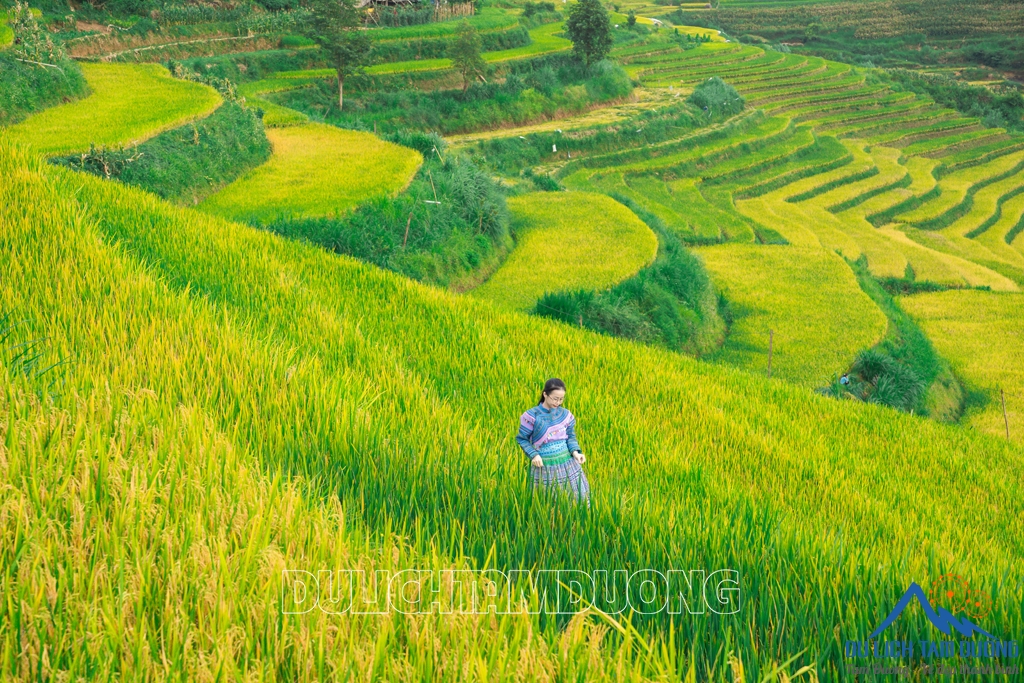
left=516, top=410, right=539, bottom=459
left=565, top=411, right=580, bottom=453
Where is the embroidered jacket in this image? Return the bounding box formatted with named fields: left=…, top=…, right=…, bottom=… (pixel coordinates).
left=516, top=404, right=580, bottom=460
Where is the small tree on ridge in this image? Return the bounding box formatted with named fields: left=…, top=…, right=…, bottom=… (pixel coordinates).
left=303, top=0, right=371, bottom=111
left=450, top=20, right=487, bottom=92
left=565, top=0, right=613, bottom=68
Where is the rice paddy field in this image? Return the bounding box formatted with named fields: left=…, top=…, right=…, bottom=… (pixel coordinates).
left=697, top=244, right=887, bottom=387
left=902, top=291, right=1024, bottom=442
left=6, top=62, right=222, bottom=155
left=198, top=124, right=423, bottom=224
left=4, top=132, right=1024, bottom=680
left=5, top=2, right=1024, bottom=679
left=470, top=192, right=658, bottom=310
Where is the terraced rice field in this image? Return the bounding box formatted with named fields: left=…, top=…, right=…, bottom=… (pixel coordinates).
left=470, top=192, right=657, bottom=310
left=198, top=123, right=423, bottom=224
left=4, top=137, right=1023, bottom=679
left=6, top=62, right=221, bottom=155
left=273, top=22, right=571, bottom=81
left=505, top=32, right=1024, bottom=383
left=902, top=291, right=1024, bottom=442
left=698, top=243, right=888, bottom=387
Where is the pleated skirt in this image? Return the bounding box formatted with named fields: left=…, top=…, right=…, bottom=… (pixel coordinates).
left=530, top=442, right=590, bottom=503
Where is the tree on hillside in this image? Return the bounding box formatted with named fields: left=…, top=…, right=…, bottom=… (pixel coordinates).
left=302, top=0, right=371, bottom=111
left=565, top=0, right=613, bottom=68
left=450, top=20, right=487, bottom=92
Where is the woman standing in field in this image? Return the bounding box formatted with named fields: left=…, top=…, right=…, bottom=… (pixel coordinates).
left=516, top=378, right=590, bottom=504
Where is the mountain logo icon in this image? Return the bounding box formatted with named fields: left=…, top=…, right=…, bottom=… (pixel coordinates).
left=870, top=580, right=997, bottom=640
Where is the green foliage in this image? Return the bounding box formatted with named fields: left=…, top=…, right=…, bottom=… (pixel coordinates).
left=521, top=2, right=555, bottom=18
left=280, top=34, right=316, bottom=49
left=626, top=10, right=636, bottom=29
left=467, top=99, right=699, bottom=175
left=266, top=151, right=512, bottom=288
left=168, top=60, right=239, bottom=100
left=877, top=68, right=1024, bottom=132
left=278, top=54, right=631, bottom=135
left=687, top=76, right=744, bottom=118
left=0, top=51, right=89, bottom=125
left=827, top=256, right=965, bottom=420
left=50, top=102, right=272, bottom=205
left=450, top=20, right=487, bottom=92
left=565, top=0, right=611, bottom=67
left=370, top=4, right=434, bottom=28
left=534, top=193, right=726, bottom=356
left=302, top=0, right=372, bottom=109
left=846, top=349, right=926, bottom=413
left=370, top=26, right=530, bottom=63
left=0, top=309, right=72, bottom=397
left=0, top=3, right=87, bottom=125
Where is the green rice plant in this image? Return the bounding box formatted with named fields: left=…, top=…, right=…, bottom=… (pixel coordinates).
left=825, top=108, right=957, bottom=139
left=697, top=243, right=888, bottom=387
left=725, top=135, right=851, bottom=199
left=198, top=123, right=423, bottom=224
left=470, top=191, right=657, bottom=310
left=558, top=108, right=764, bottom=174
left=816, top=145, right=907, bottom=213
left=698, top=125, right=817, bottom=184
left=902, top=290, right=1024, bottom=441
left=786, top=92, right=918, bottom=122
left=745, top=73, right=868, bottom=107
left=608, top=114, right=791, bottom=175
left=4, top=136, right=1024, bottom=680
left=946, top=170, right=1024, bottom=241
left=896, top=150, right=1024, bottom=227
left=6, top=62, right=221, bottom=156
left=901, top=128, right=1007, bottom=157
left=274, top=21, right=572, bottom=78
left=763, top=84, right=889, bottom=115
left=238, top=77, right=312, bottom=126
left=864, top=118, right=981, bottom=147
left=936, top=136, right=1024, bottom=172
left=688, top=182, right=760, bottom=242
left=807, top=100, right=939, bottom=132
left=774, top=139, right=876, bottom=202
left=370, top=8, right=518, bottom=41
left=977, top=192, right=1024, bottom=254
left=738, top=62, right=853, bottom=96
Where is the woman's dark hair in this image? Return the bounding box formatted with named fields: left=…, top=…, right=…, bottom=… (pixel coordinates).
left=539, top=377, right=567, bottom=405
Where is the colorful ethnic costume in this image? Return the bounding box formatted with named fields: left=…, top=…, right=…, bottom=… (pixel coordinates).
left=516, top=404, right=590, bottom=503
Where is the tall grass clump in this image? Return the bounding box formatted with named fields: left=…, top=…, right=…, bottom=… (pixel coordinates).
left=534, top=193, right=727, bottom=356
left=819, top=256, right=965, bottom=421
left=267, top=137, right=512, bottom=288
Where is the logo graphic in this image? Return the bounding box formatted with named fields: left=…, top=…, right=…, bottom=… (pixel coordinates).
left=870, top=574, right=997, bottom=640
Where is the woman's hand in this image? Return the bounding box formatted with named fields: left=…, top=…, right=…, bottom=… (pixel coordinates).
left=572, top=451, right=586, bottom=464
left=531, top=455, right=544, bottom=468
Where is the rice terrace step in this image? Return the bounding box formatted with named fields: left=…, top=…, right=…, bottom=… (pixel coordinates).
left=2, top=0, right=1023, bottom=680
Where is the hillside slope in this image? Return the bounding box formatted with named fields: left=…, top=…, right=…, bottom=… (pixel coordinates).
left=2, top=135, right=1022, bottom=678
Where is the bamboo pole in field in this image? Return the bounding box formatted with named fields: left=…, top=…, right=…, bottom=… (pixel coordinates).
left=403, top=213, right=412, bottom=248
left=1002, top=388, right=1009, bottom=441
left=766, top=329, right=773, bottom=378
